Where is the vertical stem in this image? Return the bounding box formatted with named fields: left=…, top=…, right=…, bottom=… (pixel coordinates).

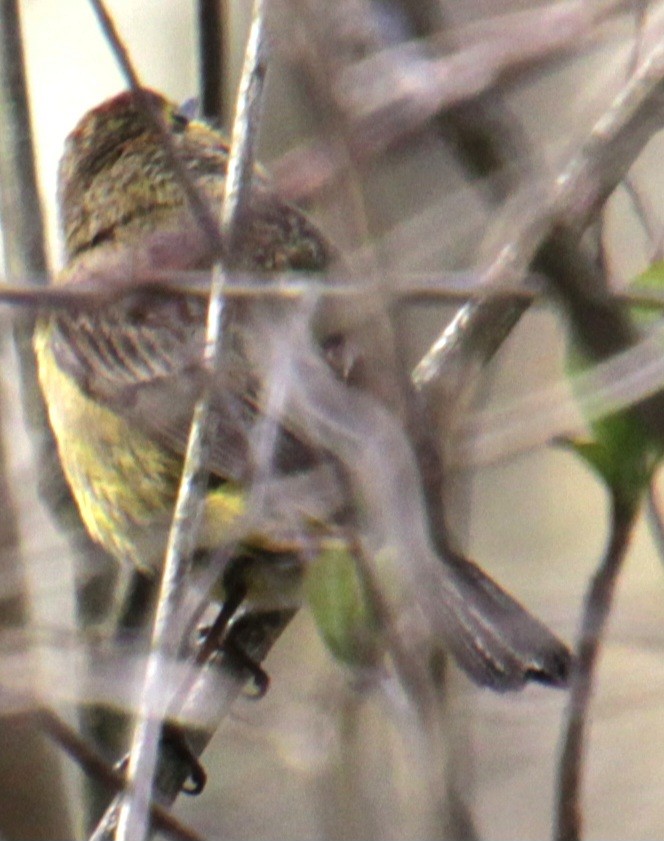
left=0, top=3, right=78, bottom=839
left=197, top=0, right=226, bottom=123
left=2, top=3, right=127, bottom=827
left=646, top=482, right=664, bottom=567
left=0, top=0, right=34, bottom=619
left=0, top=0, right=47, bottom=282
left=555, top=494, right=638, bottom=841
left=110, top=2, right=268, bottom=839
left=0, top=0, right=49, bottom=446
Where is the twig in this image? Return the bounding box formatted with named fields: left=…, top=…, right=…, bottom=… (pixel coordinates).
left=274, top=1, right=627, bottom=203
left=88, top=0, right=224, bottom=258
left=283, top=0, right=380, bottom=265
left=452, top=311, right=664, bottom=466
left=0, top=267, right=541, bottom=308
left=0, top=6, right=89, bottom=837
left=32, top=708, right=205, bottom=841
left=0, top=0, right=47, bottom=281
left=197, top=0, right=226, bottom=123
left=214, top=0, right=267, bottom=263
left=627, top=0, right=649, bottom=77
left=85, top=2, right=269, bottom=840
left=5, top=270, right=664, bottom=310
left=0, top=0, right=53, bottom=469
left=391, top=0, right=533, bottom=215
left=623, top=174, right=664, bottom=260
left=0, top=0, right=40, bottom=621
left=554, top=496, right=638, bottom=841
left=413, top=30, right=664, bottom=445
left=337, top=0, right=626, bottom=158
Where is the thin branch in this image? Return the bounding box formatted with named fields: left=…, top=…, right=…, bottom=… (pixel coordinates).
left=337, top=0, right=626, bottom=158
left=197, top=0, right=226, bottom=123
left=554, top=496, right=638, bottom=841
left=393, top=0, right=533, bottom=219
left=5, top=269, right=664, bottom=310
left=627, top=0, right=649, bottom=76
left=0, top=0, right=54, bottom=476
left=87, top=610, right=289, bottom=841
left=273, top=0, right=628, bottom=203
left=86, top=2, right=269, bottom=840
left=623, top=174, right=664, bottom=260
left=0, top=268, right=541, bottom=307
left=0, top=0, right=47, bottom=281
left=282, top=0, right=380, bottom=264
left=453, top=312, right=664, bottom=467
left=88, top=0, right=224, bottom=257
left=413, top=30, right=664, bottom=444
left=33, top=709, right=205, bottom=841
left=0, top=0, right=39, bottom=621
left=215, top=0, right=267, bottom=263
left=0, top=6, right=89, bottom=838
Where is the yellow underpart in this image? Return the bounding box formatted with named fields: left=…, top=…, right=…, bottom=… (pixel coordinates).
left=34, top=318, right=248, bottom=574
left=33, top=323, right=391, bottom=661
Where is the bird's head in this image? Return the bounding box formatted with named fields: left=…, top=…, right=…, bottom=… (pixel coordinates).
left=58, top=89, right=227, bottom=258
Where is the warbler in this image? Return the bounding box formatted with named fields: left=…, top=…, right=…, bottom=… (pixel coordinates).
left=34, top=90, right=570, bottom=689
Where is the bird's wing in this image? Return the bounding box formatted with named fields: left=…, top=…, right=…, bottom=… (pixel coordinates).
left=47, top=287, right=319, bottom=483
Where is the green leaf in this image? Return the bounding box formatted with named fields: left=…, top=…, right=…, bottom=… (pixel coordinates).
left=564, top=262, right=664, bottom=503
left=304, top=540, right=382, bottom=669
left=564, top=416, right=658, bottom=509
left=630, top=260, right=664, bottom=327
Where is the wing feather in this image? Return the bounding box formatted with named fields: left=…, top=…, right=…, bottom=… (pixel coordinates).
left=48, top=289, right=318, bottom=483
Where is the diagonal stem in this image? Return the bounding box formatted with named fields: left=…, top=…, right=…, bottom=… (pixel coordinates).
left=34, top=708, right=205, bottom=841
left=554, top=494, right=638, bottom=841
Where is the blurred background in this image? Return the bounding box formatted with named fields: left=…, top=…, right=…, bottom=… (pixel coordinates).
left=1, top=1, right=664, bottom=838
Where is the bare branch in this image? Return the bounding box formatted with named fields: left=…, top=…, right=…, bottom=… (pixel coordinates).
left=0, top=7, right=93, bottom=838
left=337, top=1, right=626, bottom=157
left=413, top=30, right=664, bottom=446
left=33, top=708, right=205, bottom=841
left=555, top=497, right=638, bottom=841
left=88, top=0, right=225, bottom=257
left=272, top=1, right=628, bottom=203
left=5, top=268, right=664, bottom=310
left=623, top=174, right=664, bottom=260
left=197, top=0, right=226, bottom=123
left=0, top=1, right=47, bottom=280
left=104, top=2, right=269, bottom=840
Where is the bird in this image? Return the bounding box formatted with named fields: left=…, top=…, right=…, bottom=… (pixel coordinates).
left=34, top=88, right=571, bottom=698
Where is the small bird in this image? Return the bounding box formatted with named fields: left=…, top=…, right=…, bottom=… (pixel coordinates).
left=34, top=89, right=570, bottom=692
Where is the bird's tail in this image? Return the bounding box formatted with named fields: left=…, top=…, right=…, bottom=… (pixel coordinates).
left=437, top=551, right=571, bottom=691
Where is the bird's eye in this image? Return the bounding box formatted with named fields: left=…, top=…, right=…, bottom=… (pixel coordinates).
left=172, top=112, right=189, bottom=133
